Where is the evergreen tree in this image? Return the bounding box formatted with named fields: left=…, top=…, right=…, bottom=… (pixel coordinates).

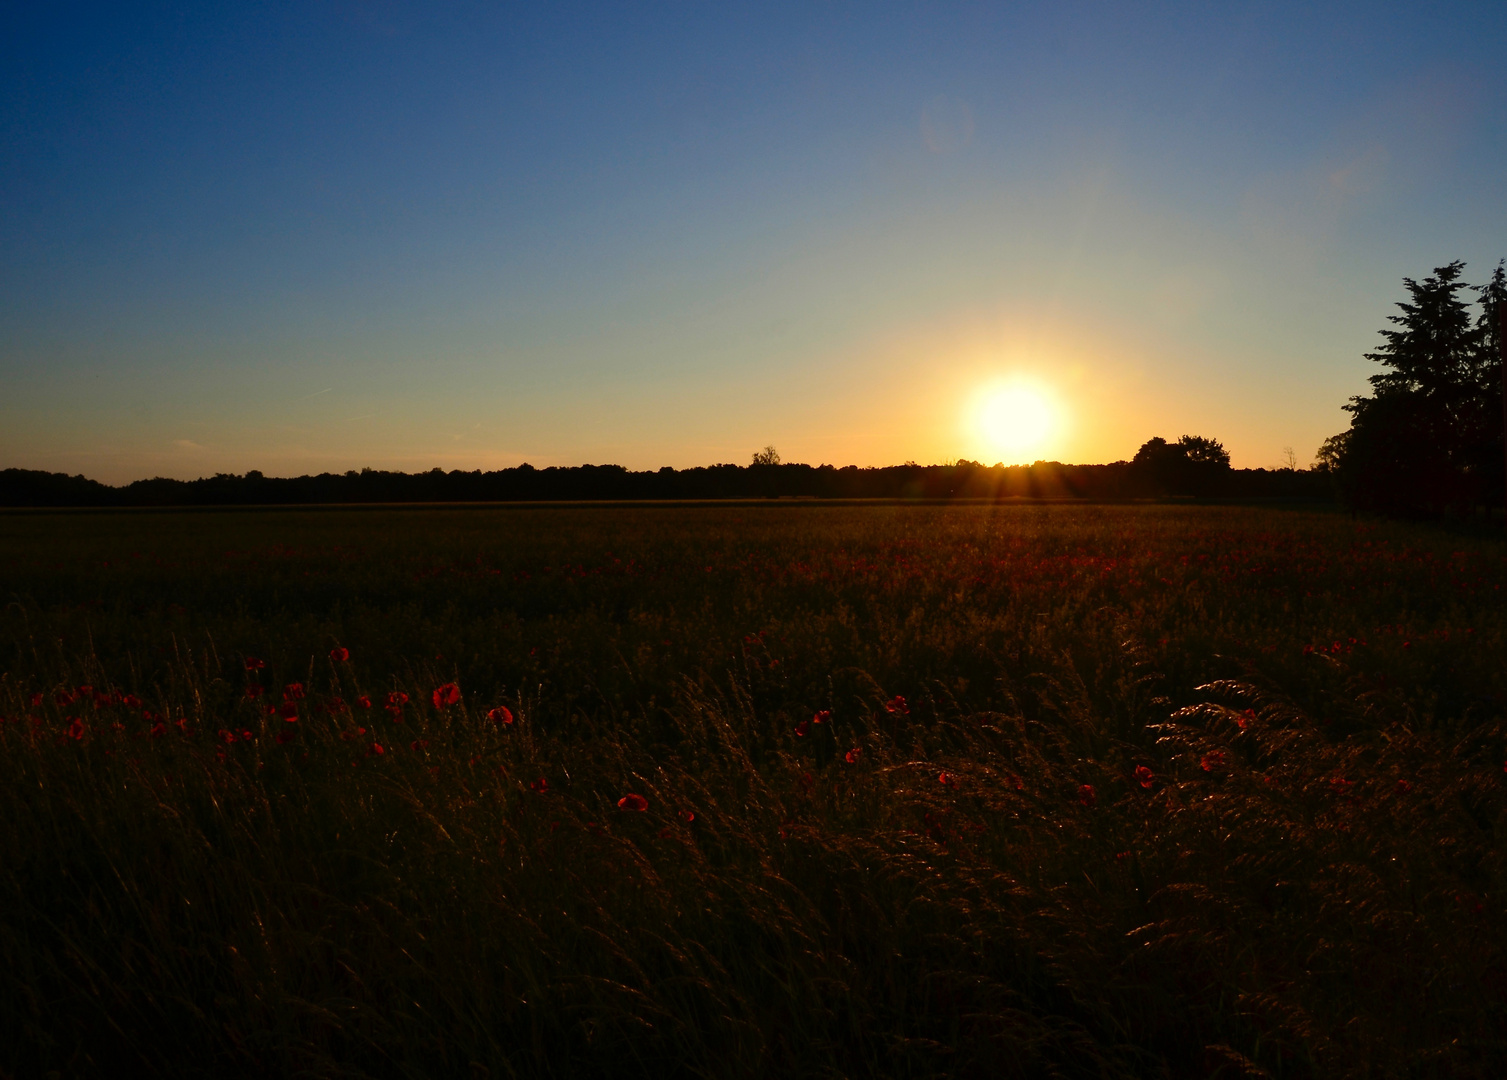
left=1335, top=260, right=1503, bottom=514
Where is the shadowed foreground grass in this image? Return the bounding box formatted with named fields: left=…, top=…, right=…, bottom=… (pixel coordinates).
left=0, top=504, right=1503, bottom=1077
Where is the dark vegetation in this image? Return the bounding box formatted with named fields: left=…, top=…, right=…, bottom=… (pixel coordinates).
left=0, top=453, right=1325, bottom=507
left=1, top=503, right=1504, bottom=1078
left=1325, top=259, right=1507, bottom=518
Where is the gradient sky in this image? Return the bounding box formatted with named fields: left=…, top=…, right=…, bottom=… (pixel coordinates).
left=3, top=2, right=1505, bottom=483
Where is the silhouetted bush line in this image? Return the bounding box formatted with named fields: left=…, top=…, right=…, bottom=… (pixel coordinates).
left=0, top=459, right=1331, bottom=507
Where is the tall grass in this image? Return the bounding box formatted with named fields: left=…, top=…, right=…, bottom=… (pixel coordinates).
left=0, top=504, right=1502, bottom=1077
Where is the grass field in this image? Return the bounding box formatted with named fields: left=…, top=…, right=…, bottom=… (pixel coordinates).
left=1, top=502, right=1503, bottom=1078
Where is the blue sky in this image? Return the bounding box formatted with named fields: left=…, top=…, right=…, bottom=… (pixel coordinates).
left=3, top=2, right=1504, bottom=481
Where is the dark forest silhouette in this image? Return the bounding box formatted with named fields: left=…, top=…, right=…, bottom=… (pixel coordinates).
left=0, top=451, right=1325, bottom=507
left=1325, top=259, right=1506, bottom=517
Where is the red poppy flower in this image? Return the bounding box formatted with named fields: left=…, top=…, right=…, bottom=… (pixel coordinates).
left=245, top=657, right=265, bottom=671
left=356, top=695, right=372, bottom=709
left=938, top=771, right=956, bottom=787
left=77, top=685, right=93, bottom=698
left=885, top=695, right=909, bottom=715
left=279, top=702, right=299, bottom=721
left=276, top=729, right=296, bottom=744
left=1200, top=750, right=1227, bottom=772
left=530, top=777, right=549, bottom=794
left=1134, top=765, right=1154, bottom=788
left=812, top=709, right=831, bottom=724
left=618, top=793, right=649, bottom=812
left=245, top=684, right=264, bottom=699
left=432, top=683, right=462, bottom=709
left=218, top=729, right=236, bottom=744
left=66, top=717, right=86, bottom=741
left=1236, top=709, right=1255, bottom=730
left=122, top=694, right=142, bottom=709
left=794, top=719, right=810, bottom=737
left=845, top=747, right=861, bottom=764
left=1078, top=784, right=1096, bottom=807
left=330, top=647, right=349, bottom=662
left=488, top=706, right=515, bottom=725
left=1395, top=779, right=1413, bottom=795
left=369, top=742, right=384, bottom=756
left=239, top=729, right=253, bottom=741
left=29, top=692, right=43, bottom=707
left=283, top=682, right=305, bottom=701
left=657, top=827, right=673, bottom=839
left=150, top=721, right=167, bottom=739
left=678, top=809, right=695, bottom=823
left=55, top=690, right=76, bottom=707
left=387, top=691, right=409, bottom=708
left=410, top=739, right=429, bottom=751
left=1328, top=776, right=1353, bottom=795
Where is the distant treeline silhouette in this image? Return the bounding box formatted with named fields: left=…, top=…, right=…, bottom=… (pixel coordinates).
left=1, top=450, right=1328, bottom=507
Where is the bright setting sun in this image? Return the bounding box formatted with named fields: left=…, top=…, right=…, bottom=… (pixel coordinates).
left=972, top=382, right=1059, bottom=461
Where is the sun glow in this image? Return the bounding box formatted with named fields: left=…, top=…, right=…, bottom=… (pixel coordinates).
left=971, top=381, right=1059, bottom=461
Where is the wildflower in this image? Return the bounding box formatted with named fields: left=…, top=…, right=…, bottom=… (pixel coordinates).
left=150, top=722, right=167, bottom=739
left=218, top=729, right=237, bottom=744
left=369, top=742, right=384, bottom=756
left=29, top=692, right=43, bottom=707
left=1328, top=776, right=1353, bottom=795
left=1200, top=750, right=1227, bottom=772
left=794, top=719, right=810, bottom=737
left=410, top=739, right=429, bottom=751
left=276, top=730, right=296, bottom=744
left=618, top=793, right=649, bottom=811
left=283, top=682, right=305, bottom=701
left=800, top=771, right=814, bottom=790
left=885, top=695, right=909, bottom=715
left=77, top=685, right=93, bottom=698
left=55, top=690, right=76, bottom=707
left=939, top=771, right=956, bottom=788
left=488, top=706, right=515, bottom=725
left=530, top=777, right=549, bottom=794
left=66, top=717, right=86, bottom=741
left=245, top=684, right=264, bottom=699
left=240, top=729, right=253, bottom=741
left=1134, top=765, right=1154, bottom=789
left=679, top=809, right=695, bottom=823
left=812, top=709, right=831, bottom=724
left=1237, top=709, right=1255, bottom=730
left=356, top=695, right=372, bottom=709
left=244, top=657, right=265, bottom=671
left=658, top=827, right=673, bottom=839
left=279, top=702, right=299, bottom=721
left=1078, top=784, right=1096, bottom=807
left=1395, top=779, right=1413, bottom=795
left=432, top=683, right=462, bottom=708
left=388, top=692, right=408, bottom=708
left=330, top=647, right=350, bottom=662
left=845, top=747, right=861, bottom=764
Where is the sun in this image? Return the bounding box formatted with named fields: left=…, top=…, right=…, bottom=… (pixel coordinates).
left=972, top=382, right=1057, bottom=461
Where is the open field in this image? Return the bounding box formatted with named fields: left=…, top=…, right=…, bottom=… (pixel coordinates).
left=1, top=503, right=1504, bottom=1078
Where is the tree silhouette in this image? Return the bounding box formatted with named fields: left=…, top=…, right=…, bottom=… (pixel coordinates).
left=1334, top=260, right=1503, bottom=515
left=751, top=445, right=781, bottom=466
left=1131, top=435, right=1231, bottom=496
